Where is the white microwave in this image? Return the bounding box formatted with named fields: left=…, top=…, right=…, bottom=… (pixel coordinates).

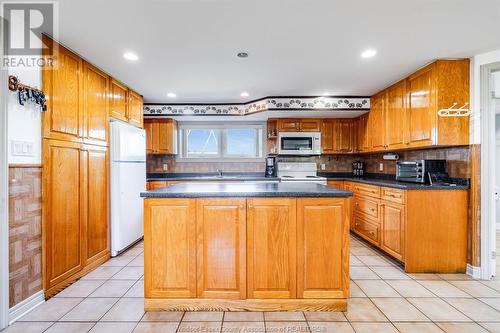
left=278, top=132, right=321, bottom=155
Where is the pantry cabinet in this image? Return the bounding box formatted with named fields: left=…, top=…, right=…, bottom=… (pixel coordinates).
left=82, top=63, right=109, bottom=146
left=42, top=36, right=84, bottom=143
left=42, top=139, right=109, bottom=296
left=144, top=119, right=178, bottom=154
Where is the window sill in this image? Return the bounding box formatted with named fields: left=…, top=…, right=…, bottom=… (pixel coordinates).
left=175, top=158, right=265, bottom=163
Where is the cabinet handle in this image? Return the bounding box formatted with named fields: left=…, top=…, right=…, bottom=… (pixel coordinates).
left=370, top=208, right=375, bottom=212
left=369, top=231, right=375, bottom=236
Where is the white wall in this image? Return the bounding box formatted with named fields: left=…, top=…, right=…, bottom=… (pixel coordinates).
left=7, top=69, right=42, bottom=165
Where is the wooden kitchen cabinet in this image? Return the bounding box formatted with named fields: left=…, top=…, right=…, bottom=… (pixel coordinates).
left=109, top=79, right=128, bottom=122
left=322, top=119, right=354, bottom=154
left=247, top=198, right=297, bottom=299
left=370, top=92, right=386, bottom=151
left=196, top=199, right=247, bottom=299
left=128, top=90, right=144, bottom=128
left=82, top=62, right=109, bottom=146
left=42, top=139, right=110, bottom=297
left=277, top=119, right=300, bottom=132
left=147, top=180, right=168, bottom=190
left=43, top=140, right=84, bottom=291
left=380, top=202, right=405, bottom=261
left=42, top=36, right=84, bottom=142
left=82, top=145, right=109, bottom=265
left=144, top=198, right=197, bottom=298
left=385, top=80, right=408, bottom=149
left=144, top=119, right=177, bottom=154
left=299, top=119, right=322, bottom=131
left=297, top=198, right=349, bottom=299
left=355, top=114, right=370, bottom=152
left=353, top=214, right=380, bottom=246
left=327, top=180, right=344, bottom=189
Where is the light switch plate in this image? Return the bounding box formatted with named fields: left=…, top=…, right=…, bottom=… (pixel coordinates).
left=320, top=163, right=326, bottom=170
left=379, top=163, right=384, bottom=171
left=163, top=164, right=169, bottom=171
left=11, top=140, right=34, bottom=156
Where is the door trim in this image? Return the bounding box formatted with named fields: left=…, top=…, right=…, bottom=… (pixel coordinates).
left=0, top=40, right=9, bottom=330
left=480, top=61, right=500, bottom=280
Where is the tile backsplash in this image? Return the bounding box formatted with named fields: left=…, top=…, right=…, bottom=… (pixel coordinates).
left=147, top=145, right=471, bottom=179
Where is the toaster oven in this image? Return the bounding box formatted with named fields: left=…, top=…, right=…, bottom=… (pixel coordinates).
left=396, top=160, right=446, bottom=184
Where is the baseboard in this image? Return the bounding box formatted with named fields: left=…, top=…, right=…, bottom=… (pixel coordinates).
left=8, top=290, right=44, bottom=324
left=467, top=264, right=481, bottom=279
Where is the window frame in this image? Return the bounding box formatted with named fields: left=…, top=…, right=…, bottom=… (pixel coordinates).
left=177, top=122, right=266, bottom=162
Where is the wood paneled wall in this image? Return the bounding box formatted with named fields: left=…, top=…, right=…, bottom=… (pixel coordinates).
left=8, top=166, right=43, bottom=307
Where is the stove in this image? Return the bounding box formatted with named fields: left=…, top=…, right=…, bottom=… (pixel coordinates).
left=277, top=162, right=327, bottom=185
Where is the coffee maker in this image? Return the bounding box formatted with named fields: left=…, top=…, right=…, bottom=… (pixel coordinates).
left=265, top=156, right=277, bottom=177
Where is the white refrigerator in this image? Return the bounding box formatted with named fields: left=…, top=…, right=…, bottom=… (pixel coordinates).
left=110, top=120, right=146, bottom=257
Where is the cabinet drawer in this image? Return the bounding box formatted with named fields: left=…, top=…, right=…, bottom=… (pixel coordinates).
left=327, top=180, right=344, bottom=189
left=353, top=215, right=380, bottom=245
left=353, top=195, right=380, bottom=220
left=352, top=183, right=381, bottom=198
left=381, top=187, right=405, bottom=204
left=343, top=181, right=354, bottom=192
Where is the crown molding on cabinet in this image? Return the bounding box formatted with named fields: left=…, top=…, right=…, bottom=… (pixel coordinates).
left=144, top=96, right=370, bottom=117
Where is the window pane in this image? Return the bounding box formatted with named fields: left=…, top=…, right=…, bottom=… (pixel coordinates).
left=225, top=129, right=258, bottom=156
left=186, top=129, right=220, bottom=156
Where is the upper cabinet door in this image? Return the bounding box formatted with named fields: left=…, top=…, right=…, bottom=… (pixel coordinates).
left=407, top=65, right=435, bottom=147
left=299, top=119, right=321, bottom=132
left=278, top=119, right=300, bottom=132
left=334, top=119, right=354, bottom=153
left=158, top=120, right=177, bottom=154
left=385, top=80, right=408, bottom=149
left=196, top=199, right=247, bottom=299
left=128, top=90, right=144, bottom=128
left=356, top=114, right=370, bottom=152
left=109, top=80, right=128, bottom=122
left=144, top=120, right=156, bottom=154
left=370, top=92, right=386, bottom=151
left=42, top=36, right=83, bottom=142
left=83, top=62, right=109, bottom=145
left=321, top=120, right=334, bottom=153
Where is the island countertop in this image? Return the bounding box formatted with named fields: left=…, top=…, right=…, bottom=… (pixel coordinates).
left=140, top=182, right=353, bottom=198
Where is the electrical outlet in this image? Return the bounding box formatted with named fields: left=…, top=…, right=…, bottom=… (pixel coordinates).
left=379, top=163, right=384, bottom=171
left=320, top=163, right=326, bottom=170
left=163, top=164, right=169, bottom=171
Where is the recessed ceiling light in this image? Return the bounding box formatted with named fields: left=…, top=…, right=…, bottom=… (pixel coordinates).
left=123, top=52, right=139, bottom=61
left=322, top=92, right=331, bottom=96
left=237, top=52, right=249, bottom=58
left=240, top=92, right=249, bottom=97
left=167, top=92, right=176, bottom=98
left=361, top=49, right=377, bottom=59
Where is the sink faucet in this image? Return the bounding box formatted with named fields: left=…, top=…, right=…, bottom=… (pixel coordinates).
left=217, top=169, right=223, bottom=177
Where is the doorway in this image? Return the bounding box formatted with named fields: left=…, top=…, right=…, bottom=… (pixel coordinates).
left=481, top=61, right=500, bottom=280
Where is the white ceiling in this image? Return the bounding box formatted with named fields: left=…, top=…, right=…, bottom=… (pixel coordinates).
left=55, top=0, right=500, bottom=103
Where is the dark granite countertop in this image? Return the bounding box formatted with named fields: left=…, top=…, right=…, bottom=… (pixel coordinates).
left=147, top=172, right=278, bottom=182
left=318, top=172, right=470, bottom=190
left=141, top=182, right=353, bottom=198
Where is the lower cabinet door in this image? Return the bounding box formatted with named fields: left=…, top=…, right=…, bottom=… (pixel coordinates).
left=297, top=198, right=349, bottom=299
left=380, top=202, right=405, bottom=261
left=247, top=198, right=297, bottom=299
left=83, top=145, right=109, bottom=265
left=196, top=199, right=246, bottom=299
left=43, top=139, right=84, bottom=291
left=144, top=199, right=197, bottom=298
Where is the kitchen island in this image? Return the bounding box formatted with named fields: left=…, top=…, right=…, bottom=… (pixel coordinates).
left=140, top=182, right=352, bottom=312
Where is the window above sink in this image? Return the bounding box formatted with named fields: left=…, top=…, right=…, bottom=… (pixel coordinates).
left=177, top=122, right=265, bottom=162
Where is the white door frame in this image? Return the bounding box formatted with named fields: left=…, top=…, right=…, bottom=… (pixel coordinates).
left=480, top=62, right=500, bottom=280
left=0, top=27, right=10, bottom=330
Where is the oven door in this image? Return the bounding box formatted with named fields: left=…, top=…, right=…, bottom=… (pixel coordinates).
left=278, top=132, right=320, bottom=155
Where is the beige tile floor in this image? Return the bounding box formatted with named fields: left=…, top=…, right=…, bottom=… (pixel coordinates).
left=4, top=235, right=500, bottom=333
